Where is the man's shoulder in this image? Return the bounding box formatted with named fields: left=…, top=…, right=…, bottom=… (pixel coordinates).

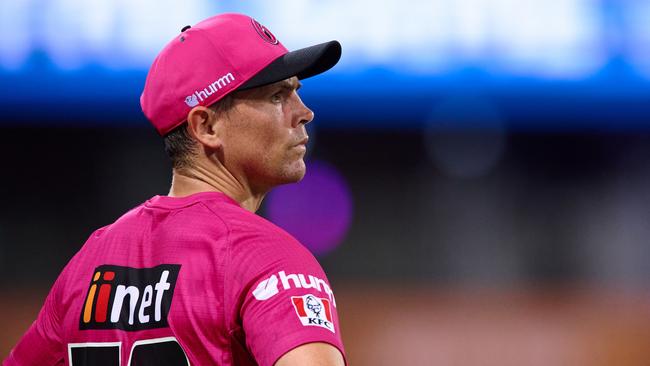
left=82, top=193, right=306, bottom=256
left=226, top=211, right=302, bottom=249
left=195, top=196, right=299, bottom=245
left=226, top=216, right=317, bottom=278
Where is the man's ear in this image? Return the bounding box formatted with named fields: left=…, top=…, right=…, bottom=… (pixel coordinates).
left=186, top=106, right=222, bottom=149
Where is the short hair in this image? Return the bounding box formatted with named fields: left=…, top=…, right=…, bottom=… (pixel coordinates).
left=163, top=94, right=235, bottom=170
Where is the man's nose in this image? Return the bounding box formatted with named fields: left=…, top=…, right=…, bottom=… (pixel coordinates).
left=294, top=95, right=314, bottom=127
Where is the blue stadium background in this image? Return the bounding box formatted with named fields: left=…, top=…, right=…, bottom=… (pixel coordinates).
left=2, top=1, right=650, bottom=364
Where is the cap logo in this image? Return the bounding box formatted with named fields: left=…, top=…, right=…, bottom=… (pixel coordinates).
left=184, top=72, right=235, bottom=108
left=251, top=19, right=279, bottom=45
left=185, top=95, right=199, bottom=107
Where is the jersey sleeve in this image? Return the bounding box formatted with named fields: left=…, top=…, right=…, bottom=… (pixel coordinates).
left=4, top=273, right=65, bottom=366
left=226, top=229, right=346, bottom=366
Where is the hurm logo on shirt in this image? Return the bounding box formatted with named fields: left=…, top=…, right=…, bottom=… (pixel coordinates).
left=253, top=270, right=336, bottom=306
left=79, top=264, right=181, bottom=331
left=291, top=295, right=335, bottom=333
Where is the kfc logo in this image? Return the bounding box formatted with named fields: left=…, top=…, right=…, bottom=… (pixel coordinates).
left=291, top=295, right=335, bottom=333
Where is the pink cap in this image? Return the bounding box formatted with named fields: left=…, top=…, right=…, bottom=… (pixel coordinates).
left=141, top=13, right=341, bottom=135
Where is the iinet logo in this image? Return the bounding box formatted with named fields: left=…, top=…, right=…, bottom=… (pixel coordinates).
left=184, top=72, right=235, bottom=107
left=79, top=264, right=180, bottom=331
left=252, top=271, right=336, bottom=307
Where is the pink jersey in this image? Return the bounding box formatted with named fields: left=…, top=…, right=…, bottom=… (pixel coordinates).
left=4, top=192, right=345, bottom=366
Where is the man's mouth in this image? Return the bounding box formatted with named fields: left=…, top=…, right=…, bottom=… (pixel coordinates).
left=296, top=137, right=309, bottom=146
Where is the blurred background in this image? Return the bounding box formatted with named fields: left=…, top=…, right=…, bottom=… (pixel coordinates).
left=2, top=0, right=650, bottom=364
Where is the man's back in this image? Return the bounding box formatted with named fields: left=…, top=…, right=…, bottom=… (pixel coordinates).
left=5, top=192, right=344, bottom=366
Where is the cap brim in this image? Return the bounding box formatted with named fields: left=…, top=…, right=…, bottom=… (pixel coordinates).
left=238, top=40, right=342, bottom=90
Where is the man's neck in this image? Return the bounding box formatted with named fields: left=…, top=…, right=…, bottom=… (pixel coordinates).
left=168, top=161, right=266, bottom=213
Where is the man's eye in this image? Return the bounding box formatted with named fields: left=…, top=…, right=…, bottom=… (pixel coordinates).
left=271, top=93, right=283, bottom=103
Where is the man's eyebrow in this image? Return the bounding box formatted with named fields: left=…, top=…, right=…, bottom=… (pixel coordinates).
left=278, top=79, right=302, bottom=91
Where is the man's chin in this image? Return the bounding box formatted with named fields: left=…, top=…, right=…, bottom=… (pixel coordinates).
left=279, top=161, right=307, bottom=184
left=286, top=169, right=306, bottom=184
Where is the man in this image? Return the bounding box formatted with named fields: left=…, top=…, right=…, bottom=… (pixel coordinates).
left=4, top=13, right=345, bottom=366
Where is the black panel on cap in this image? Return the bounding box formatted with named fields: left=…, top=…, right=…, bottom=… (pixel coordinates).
left=238, top=40, right=342, bottom=90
